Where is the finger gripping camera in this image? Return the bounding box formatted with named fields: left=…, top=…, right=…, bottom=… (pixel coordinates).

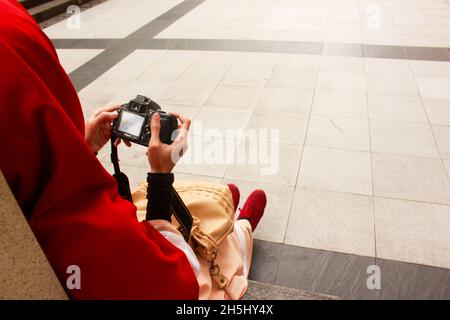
left=112, top=95, right=178, bottom=146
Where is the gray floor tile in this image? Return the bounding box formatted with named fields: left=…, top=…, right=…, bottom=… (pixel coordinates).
left=374, top=197, right=450, bottom=269
left=285, top=188, right=375, bottom=257
left=283, top=41, right=323, bottom=55
left=404, top=47, right=450, bottom=61
left=225, top=143, right=302, bottom=187
left=322, top=42, right=363, bottom=57
left=256, top=87, right=314, bottom=114
left=70, top=62, right=112, bottom=80
left=275, top=245, right=378, bottom=299
left=71, top=77, right=95, bottom=93
left=422, top=98, right=450, bottom=126
left=367, top=95, right=428, bottom=123
left=432, top=125, right=450, bottom=159
left=249, top=240, right=283, bottom=284
left=129, top=0, right=207, bottom=39
left=372, top=153, right=450, bottom=205
left=185, top=39, right=249, bottom=52
left=246, top=110, right=309, bottom=145
left=298, top=146, right=372, bottom=196
left=245, top=40, right=285, bottom=53
left=140, top=39, right=173, bottom=50
left=376, top=259, right=450, bottom=299
left=363, top=44, right=406, bottom=60
left=369, top=120, right=440, bottom=158
left=416, top=78, right=450, bottom=100
left=52, top=38, right=119, bottom=49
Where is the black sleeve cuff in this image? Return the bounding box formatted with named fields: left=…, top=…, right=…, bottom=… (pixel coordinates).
left=145, top=173, right=174, bottom=222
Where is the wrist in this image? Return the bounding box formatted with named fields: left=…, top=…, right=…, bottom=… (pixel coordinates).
left=146, top=172, right=174, bottom=222
left=86, top=136, right=101, bottom=154
left=150, top=168, right=172, bottom=173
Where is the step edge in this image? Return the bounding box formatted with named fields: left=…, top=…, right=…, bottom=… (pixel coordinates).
left=245, top=280, right=342, bottom=300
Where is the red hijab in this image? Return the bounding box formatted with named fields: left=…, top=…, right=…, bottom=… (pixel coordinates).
left=0, top=0, right=198, bottom=299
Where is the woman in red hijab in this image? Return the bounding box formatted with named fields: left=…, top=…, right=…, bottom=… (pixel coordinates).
left=0, top=0, right=199, bottom=299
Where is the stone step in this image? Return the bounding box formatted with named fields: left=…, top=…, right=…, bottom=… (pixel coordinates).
left=28, top=0, right=78, bottom=22
left=25, top=0, right=92, bottom=23
left=244, top=280, right=341, bottom=300
left=19, top=0, right=49, bottom=10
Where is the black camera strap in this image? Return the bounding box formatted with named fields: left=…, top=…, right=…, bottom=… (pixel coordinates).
left=170, top=186, right=193, bottom=243
left=110, top=137, right=193, bottom=243
left=110, top=137, right=133, bottom=202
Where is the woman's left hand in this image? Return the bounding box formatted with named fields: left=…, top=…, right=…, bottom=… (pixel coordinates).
left=85, top=105, right=123, bottom=154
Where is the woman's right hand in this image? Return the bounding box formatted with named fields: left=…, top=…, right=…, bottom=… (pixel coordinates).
left=147, top=112, right=191, bottom=173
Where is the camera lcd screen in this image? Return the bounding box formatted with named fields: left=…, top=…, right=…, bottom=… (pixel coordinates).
left=118, top=111, right=145, bottom=137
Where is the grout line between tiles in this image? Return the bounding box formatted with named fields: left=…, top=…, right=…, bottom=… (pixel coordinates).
left=412, top=81, right=450, bottom=188
left=364, top=61, right=378, bottom=266
left=278, top=7, right=332, bottom=250
left=359, top=0, right=378, bottom=267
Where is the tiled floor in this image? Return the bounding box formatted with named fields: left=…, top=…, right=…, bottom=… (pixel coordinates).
left=155, top=0, right=450, bottom=48
left=44, top=0, right=184, bottom=39
left=45, top=0, right=450, bottom=299
left=56, top=49, right=104, bottom=73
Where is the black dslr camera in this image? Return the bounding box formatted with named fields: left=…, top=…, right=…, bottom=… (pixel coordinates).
left=112, top=95, right=178, bottom=146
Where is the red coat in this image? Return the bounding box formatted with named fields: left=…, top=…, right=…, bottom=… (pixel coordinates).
left=0, top=0, right=199, bottom=299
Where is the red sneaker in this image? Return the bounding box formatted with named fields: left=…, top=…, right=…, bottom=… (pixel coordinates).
left=227, top=183, right=240, bottom=212
left=238, top=189, right=267, bottom=231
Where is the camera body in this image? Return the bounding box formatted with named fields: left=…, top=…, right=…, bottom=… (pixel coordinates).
left=112, top=95, right=178, bottom=146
